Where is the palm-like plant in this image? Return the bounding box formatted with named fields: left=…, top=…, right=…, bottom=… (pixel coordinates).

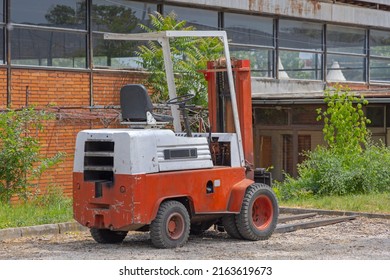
left=136, top=12, right=223, bottom=106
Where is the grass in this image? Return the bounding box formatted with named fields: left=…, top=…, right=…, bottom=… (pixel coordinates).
left=280, top=192, right=390, bottom=214
left=0, top=188, right=73, bottom=229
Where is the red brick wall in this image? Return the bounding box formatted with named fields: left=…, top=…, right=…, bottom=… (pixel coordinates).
left=10, top=69, right=90, bottom=108
left=93, top=71, right=147, bottom=106
left=0, top=68, right=7, bottom=109
left=2, top=68, right=147, bottom=197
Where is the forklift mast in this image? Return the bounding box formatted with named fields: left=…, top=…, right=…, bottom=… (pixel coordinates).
left=203, top=59, right=254, bottom=179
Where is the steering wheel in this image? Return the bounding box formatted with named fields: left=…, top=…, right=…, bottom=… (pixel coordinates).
left=166, top=94, right=195, bottom=106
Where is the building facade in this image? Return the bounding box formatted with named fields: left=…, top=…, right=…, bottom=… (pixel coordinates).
left=1, top=0, right=390, bottom=193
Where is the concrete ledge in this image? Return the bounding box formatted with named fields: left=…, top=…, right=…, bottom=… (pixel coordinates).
left=21, top=224, right=59, bottom=237
left=0, top=227, right=23, bottom=241
left=280, top=207, right=390, bottom=219
left=0, top=221, right=88, bottom=241
left=58, top=222, right=88, bottom=234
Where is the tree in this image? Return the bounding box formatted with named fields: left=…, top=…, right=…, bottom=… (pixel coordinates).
left=136, top=12, right=223, bottom=106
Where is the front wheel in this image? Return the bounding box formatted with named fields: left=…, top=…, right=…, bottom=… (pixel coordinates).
left=236, top=183, right=278, bottom=241
left=150, top=200, right=190, bottom=248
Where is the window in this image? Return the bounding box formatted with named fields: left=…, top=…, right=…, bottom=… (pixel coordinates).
left=255, top=108, right=289, bottom=125
left=279, top=20, right=322, bottom=51
left=11, top=0, right=86, bottom=30
left=11, top=28, right=87, bottom=68
left=224, top=13, right=274, bottom=77
left=164, top=6, right=218, bottom=30
left=327, top=25, right=365, bottom=54
left=366, top=106, right=384, bottom=127
left=370, top=30, right=390, bottom=82
left=292, top=106, right=322, bottom=125
left=327, top=54, right=365, bottom=82
left=282, top=134, right=293, bottom=176
left=282, top=134, right=311, bottom=176
left=10, top=0, right=87, bottom=68
left=327, top=25, right=366, bottom=82
left=279, top=20, right=323, bottom=80
left=279, top=51, right=322, bottom=80
left=92, top=0, right=157, bottom=68
left=0, top=28, right=3, bottom=64
left=298, top=135, right=311, bottom=164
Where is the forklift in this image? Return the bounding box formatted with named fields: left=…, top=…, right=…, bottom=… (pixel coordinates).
left=73, top=31, right=278, bottom=248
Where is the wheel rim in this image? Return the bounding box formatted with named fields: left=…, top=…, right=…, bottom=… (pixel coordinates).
left=251, top=195, right=273, bottom=231
left=166, top=212, right=185, bottom=240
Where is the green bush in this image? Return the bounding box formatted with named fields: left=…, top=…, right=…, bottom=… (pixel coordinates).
left=275, top=144, right=390, bottom=200
left=275, top=85, right=390, bottom=200
left=0, top=107, right=65, bottom=203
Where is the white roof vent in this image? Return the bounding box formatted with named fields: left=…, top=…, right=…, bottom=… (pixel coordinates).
left=278, top=57, right=289, bottom=79
left=327, top=61, right=346, bottom=82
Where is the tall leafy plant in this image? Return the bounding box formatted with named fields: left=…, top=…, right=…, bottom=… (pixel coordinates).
left=0, top=108, right=65, bottom=203
left=136, top=12, right=223, bottom=106
left=316, top=85, right=370, bottom=155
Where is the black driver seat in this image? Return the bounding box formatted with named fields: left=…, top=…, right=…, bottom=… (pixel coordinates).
left=120, top=84, right=173, bottom=123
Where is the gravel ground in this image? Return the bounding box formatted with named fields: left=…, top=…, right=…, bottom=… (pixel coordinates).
left=0, top=216, right=389, bottom=260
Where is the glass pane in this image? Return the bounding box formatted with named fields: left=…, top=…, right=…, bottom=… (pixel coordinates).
left=292, top=106, right=321, bottom=125
left=327, top=54, right=365, bottom=82
left=370, top=58, right=390, bottom=82
left=279, top=51, right=322, bottom=80
left=91, top=0, right=157, bottom=68
left=327, top=25, right=365, bottom=54
left=255, top=108, right=289, bottom=125
left=370, top=30, right=390, bottom=58
left=298, top=135, right=311, bottom=164
left=224, top=13, right=273, bottom=47
left=366, top=107, right=384, bottom=127
left=279, top=20, right=323, bottom=51
left=92, top=0, right=156, bottom=32
left=11, top=28, right=86, bottom=68
left=230, top=46, right=273, bottom=77
left=1, top=1, right=3, bottom=22
left=11, top=0, right=86, bottom=29
left=282, top=134, right=293, bottom=176
left=164, top=5, right=218, bottom=30
left=0, top=28, right=3, bottom=64
left=93, top=32, right=141, bottom=68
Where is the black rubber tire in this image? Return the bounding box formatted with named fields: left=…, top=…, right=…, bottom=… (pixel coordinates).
left=236, top=183, right=279, bottom=241
left=221, top=215, right=243, bottom=239
left=90, top=228, right=128, bottom=244
left=150, top=200, right=190, bottom=249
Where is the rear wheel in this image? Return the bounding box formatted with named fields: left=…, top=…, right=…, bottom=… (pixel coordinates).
left=236, top=183, right=278, bottom=241
left=90, top=228, right=128, bottom=244
left=150, top=200, right=190, bottom=248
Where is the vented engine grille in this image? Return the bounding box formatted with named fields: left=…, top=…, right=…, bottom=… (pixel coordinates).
left=83, top=141, right=114, bottom=182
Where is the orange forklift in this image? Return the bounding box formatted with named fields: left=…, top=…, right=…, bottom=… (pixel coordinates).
left=73, top=31, right=278, bottom=248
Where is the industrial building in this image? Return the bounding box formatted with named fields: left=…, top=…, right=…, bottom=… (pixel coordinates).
left=1, top=0, right=390, bottom=193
